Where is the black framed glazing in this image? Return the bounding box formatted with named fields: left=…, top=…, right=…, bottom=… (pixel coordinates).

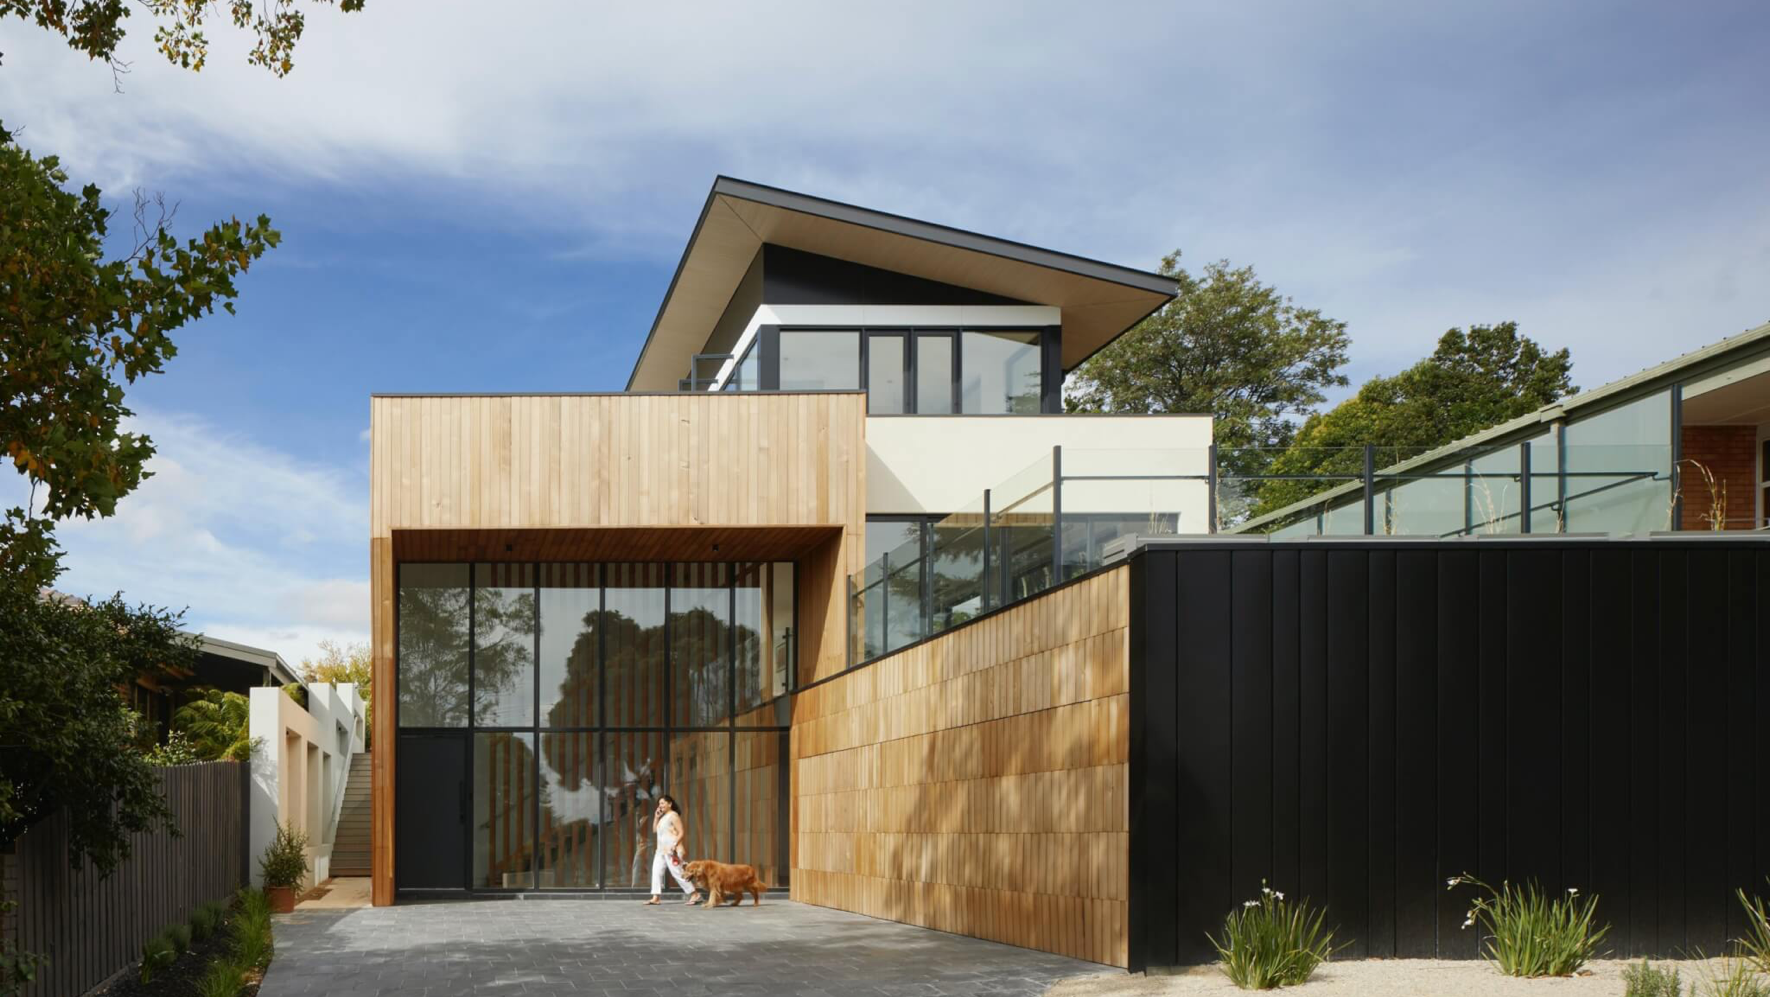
left=393, top=560, right=793, bottom=895
left=757, top=325, right=1061, bottom=414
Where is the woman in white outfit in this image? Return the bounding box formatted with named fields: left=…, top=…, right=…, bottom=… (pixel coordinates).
left=644, top=794, right=701, bottom=906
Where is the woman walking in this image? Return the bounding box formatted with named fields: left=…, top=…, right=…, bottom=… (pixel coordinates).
left=645, top=794, right=701, bottom=906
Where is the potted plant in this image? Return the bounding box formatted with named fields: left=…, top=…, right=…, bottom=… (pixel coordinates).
left=259, top=820, right=310, bottom=913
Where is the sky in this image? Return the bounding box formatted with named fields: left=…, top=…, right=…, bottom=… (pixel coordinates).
left=4, top=0, right=1768, bottom=668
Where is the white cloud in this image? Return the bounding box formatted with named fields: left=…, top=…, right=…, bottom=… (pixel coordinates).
left=16, top=409, right=369, bottom=671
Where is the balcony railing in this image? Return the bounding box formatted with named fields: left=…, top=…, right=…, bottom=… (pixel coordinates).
left=848, top=441, right=1688, bottom=666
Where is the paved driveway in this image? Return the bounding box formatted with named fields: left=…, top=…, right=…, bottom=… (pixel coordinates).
left=261, top=898, right=1113, bottom=997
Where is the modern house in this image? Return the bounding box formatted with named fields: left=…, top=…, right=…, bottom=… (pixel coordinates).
left=369, top=178, right=1770, bottom=971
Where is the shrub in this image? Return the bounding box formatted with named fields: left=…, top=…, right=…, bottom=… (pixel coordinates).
left=167, top=922, right=193, bottom=954
left=1622, top=959, right=1682, bottom=997
left=1447, top=873, right=1609, bottom=977
left=258, top=820, right=309, bottom=891
left=1740, top=882, right=1770, bottom=974
left=190, top=900, right=226, bottom=942
left=139, top=935, right=177, bottom=984
left=194, top=956, right=248, bottom=997
left=144, top=729, right=204, bottom=766
left=230, top=890, right=274, bottom=970
left=1208, top=883, right=1341, bottom=990
left=1687, top=952, right=1770, bottom=997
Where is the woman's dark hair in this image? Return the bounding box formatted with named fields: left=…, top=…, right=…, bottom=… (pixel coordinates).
left=658, top=794, right=681, bottom=821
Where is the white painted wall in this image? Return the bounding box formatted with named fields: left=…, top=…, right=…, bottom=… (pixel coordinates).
left=248, top=683, right=364, bottom=889
left=866, top=414, right=1213, bottom=524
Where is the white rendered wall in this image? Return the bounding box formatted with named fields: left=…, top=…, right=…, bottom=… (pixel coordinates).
left=247, top=683, right=364, bottom=889
left=865, top=414, right=1214, bottom=524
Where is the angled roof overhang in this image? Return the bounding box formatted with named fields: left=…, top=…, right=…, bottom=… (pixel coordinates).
left=626, top=177, right=1178, bottom=390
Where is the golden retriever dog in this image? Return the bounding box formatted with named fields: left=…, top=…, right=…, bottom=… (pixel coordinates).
left=682, top=859, right=766, bottom=908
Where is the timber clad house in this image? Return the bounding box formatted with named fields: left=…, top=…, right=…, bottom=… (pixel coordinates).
left=370, top=177, right=1770, bottom=970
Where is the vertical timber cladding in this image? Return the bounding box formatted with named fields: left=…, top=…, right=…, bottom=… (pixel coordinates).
left=1127, top=539, right=1770, bottom=970
left=368, top=392, right=868, bottom=906
left=791, top=567, right=1132, bottom=967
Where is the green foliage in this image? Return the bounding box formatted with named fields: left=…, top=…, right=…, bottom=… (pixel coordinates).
left=138, top=933, right=176, bottom=984
left=258, top=820, right=309, bottom=891
left=1207, top=883, right=1341, bottom=990
left=1447, top=873, right=1608, bottom=977
left=0, top=0, right=365, bottom=77
left=1066, top=253, right=1351, bottom=491
left=1, top=128, right=279, bottom=592
left=167, top=922, right=193, bottom=954
left=0, top=588, right=194, bottom=872
left=195, top=955, right=248, bottom=997
left=0, top=898, right=46, bottom=997
left=173, top=688, right=258, bottom=762
left=145, top=728, right=204, bottom=766
left=1250, top=323, right=1576, bottom=519
left=230, top=889, right=273, bottom=969
left=1740, top=882, right=1770, bottom=973
left=1622, top=959, right=1683, bottom=997
left=281, top=682, right=307, bottom=708
left=301, top=640, right=373, bottom=746
left=1687, top=952, right=1770, bottom=997
left=190, top=900, right=226, bottom=942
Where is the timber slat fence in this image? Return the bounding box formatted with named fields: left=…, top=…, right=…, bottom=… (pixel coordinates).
left=2, top=761, right=246, bottom=997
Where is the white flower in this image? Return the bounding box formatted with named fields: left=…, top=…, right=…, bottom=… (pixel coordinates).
left=1244, top=900, right=1259, bottom=908
left=1567, top=887, right=1579, bottom=896
left=1463, top=916, right=1475, bottom=929
left=1447, top=876, right=1461, bottom=888
left=1274, top=891, right=1285, bottom=900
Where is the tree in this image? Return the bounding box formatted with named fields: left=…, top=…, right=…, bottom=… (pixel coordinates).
left=2, top=0, right=365, bottom=80
left=1250, top=322, right=1577, bottom=517
left=301, top=639, right=371, bottom=745
left=0, top=588, right=195, bottom=873
left=1066, top=252, right=1352, bottom=487
left=2, top=127, right=280, bottom=595
left=171, top=688, right=256, bottom=761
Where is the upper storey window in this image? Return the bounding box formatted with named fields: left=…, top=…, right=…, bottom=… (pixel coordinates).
left=721, top=325, right=1056, bottom=413
left=961, top=330, right=1042, bottom=414
left=778, top=330, right=860, bottom=390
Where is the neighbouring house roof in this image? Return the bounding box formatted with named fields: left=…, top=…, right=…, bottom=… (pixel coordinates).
left=1237, top=319, right=1770, bottom=531
left=625, top=177, right=1179, bottom=391
left=189, top=633, right=303, bottom=689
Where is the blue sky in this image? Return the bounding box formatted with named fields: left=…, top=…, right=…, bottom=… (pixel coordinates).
left=5, top=1, right=1768, bottom=665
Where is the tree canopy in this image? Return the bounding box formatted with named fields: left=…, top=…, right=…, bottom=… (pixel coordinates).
left=1250, top=322, right=1577, bottom=518
left=0, top=589, right=194, bottom=872
left=301, top=639, right=372, bottom=745
left=1, top=126, right=279, bottom=594
left=2, top=0, right=365, bottom=78
left=1066, top=252, right=1351, bottom=482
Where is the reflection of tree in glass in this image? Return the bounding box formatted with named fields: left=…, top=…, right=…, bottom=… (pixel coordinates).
left=543, top=611, right=599, bottom=732
left=473, top=586, right=536, bottom=725
left=397, top=582, right=470, bottom=726
left=600, top=608, right=667, bottom=726
left=671, top=604, right=728, bottom=726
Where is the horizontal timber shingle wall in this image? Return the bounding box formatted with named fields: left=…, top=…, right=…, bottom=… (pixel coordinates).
left=792, top=566, right=1131, bottom=966
left=1128, top=540, right=1770, bottom=968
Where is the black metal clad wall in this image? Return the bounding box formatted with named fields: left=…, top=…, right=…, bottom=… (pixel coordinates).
left=1127, top=541, right=1770, bottom=970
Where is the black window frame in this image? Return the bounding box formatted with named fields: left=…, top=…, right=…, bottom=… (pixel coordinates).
left=754, top=324, right=1061, bottom=414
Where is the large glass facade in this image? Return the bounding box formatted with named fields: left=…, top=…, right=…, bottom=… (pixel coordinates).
left=396, top=561, right=792, bottom=891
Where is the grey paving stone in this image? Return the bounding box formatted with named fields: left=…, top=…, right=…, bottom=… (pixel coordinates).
left=259, top=900, right=1116, bottom=997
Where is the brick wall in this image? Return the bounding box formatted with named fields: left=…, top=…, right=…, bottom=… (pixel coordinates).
left=1680, top=425, right=1757, bottom=529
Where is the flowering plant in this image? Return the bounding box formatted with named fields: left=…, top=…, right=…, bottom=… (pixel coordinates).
left=1208, top=882, right=1342, bottom=990
left=1447, top=873, right=1608, bottom=977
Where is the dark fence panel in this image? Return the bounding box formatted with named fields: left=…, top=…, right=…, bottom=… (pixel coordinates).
left=1127, top=540, right=1770, bottom=970
left=3, top=761, right=244, bottom=997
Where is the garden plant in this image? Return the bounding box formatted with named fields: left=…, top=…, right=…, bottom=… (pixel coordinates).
left=1740, top=881, right=1770, bottom=974
left=258, top=820, right=309, bottom=913
left=1447, top=873, right=1609, bottom=977
left=1208, top=883, right=1342, bottom=990
left=1622, top=959, right=1682, bottom=997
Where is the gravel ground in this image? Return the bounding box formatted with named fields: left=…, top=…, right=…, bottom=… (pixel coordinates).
left=1046, top=957, right=1748, bottom=997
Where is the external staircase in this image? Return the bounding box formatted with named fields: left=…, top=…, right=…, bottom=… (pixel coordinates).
left=330, top=751, right=373, bottom=877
